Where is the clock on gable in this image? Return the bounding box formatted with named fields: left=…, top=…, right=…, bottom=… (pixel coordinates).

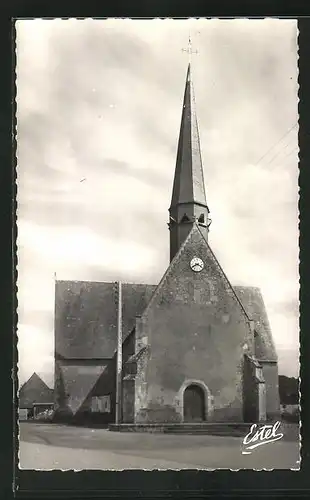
left=190, top=257, right=204, bottom=272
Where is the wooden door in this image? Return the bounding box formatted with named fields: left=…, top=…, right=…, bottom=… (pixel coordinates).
left=184, top=384, right=205, bottom=422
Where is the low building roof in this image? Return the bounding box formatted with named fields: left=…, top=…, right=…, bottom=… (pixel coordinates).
left=19, top=373, right=54, bottom=409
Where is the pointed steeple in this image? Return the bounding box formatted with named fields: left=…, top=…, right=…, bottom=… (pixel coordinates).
left=169, top=63, right=210, bottom=261
left=170, top=64, right=207, bottom=208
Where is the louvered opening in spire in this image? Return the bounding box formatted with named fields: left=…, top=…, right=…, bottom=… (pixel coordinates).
left=169, top=63, right=210, bottom=261
left=170, top=63, right=207, bottom=209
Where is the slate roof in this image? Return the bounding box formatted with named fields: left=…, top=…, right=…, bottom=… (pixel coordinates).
left=122, top=283, right=156, bottom=337
left=234, top=286, right=277, bottom=362
left=170, top=63, right=208, bottom=209
left=55, top=270, right=276, bottom=364
left=19, top=372, right=54, bottom=409
left=55, top=280, right=156, bottom=359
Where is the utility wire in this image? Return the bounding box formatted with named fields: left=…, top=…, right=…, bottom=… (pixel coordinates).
left=254, top=121, right=298, bottom=167
left=282, top=146, right=299, bottom=161
left=263, top=148, right=297, bottom=169
left=263, top=138, right=298, bottom=168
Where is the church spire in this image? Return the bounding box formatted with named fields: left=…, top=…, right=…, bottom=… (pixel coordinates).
left=170, top=63, right=207, bottom=208
left=169, top=62, right=210, bottom=262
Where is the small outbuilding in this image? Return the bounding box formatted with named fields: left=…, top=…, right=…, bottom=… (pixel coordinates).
left=19, top=372, right=54, bottom=420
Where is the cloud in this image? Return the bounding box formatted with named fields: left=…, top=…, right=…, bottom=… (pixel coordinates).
left=17, top=323, right=54, bottom=385
left=18, top=219, right=158, bottom=275
left=270, top=299, right=299, bottom=317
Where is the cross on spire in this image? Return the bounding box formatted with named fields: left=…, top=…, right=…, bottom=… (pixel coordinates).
left=181, top=35, right=198, bottom=62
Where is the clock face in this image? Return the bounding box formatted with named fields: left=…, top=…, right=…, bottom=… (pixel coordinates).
left=190, top=257, right=204, bottom=272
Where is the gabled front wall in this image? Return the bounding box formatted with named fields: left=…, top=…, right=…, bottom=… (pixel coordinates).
left=135, top=227, right=254, bottom=423
left=19, top=374, right=54, bottom=409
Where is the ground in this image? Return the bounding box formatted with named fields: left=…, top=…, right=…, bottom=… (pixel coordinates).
left=19, top=423, right=300, bottom=471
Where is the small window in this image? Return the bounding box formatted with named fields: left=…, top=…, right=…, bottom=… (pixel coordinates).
left=181, top=214, right=190, bottom=223
left=198, top=214, right=205, bottom=224
left=91, top=395, right=111, bottom=413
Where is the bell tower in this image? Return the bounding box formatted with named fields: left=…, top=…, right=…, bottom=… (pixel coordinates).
left=169, top=63, right=210, bottom=262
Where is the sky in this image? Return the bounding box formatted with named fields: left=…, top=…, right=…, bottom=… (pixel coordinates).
left=16, top=18, right=299, bottom=386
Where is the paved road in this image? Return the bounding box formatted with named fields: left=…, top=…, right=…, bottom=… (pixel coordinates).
left=19, top=423, right=300, bottom=471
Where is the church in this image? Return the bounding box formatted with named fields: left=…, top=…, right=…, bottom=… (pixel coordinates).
left=54, top=63, right=280, bottom=426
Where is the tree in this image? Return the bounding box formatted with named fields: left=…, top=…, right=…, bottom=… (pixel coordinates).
left=278, top=375, right=299, bottom=405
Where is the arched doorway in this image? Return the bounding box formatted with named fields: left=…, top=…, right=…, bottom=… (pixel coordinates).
left=183, top=384, right=206, bottom=422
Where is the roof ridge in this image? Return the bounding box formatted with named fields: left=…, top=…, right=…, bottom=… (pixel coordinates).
left=195, top=223, right=251, bottom=323
left=141, top=224, right=197, bottom=320
left=25, top=372, right=52, bottom=389
left=56, top=279, right=156, bottom=287
left=56, top=279, right=116, bottom=285
left=122, top=282, right=157, bottom=287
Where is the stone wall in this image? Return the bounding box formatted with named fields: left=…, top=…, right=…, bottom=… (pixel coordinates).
left=122, top=330, right=136, bottom=423
left=53, top=360, right=73, bottom=420
left=54, top=357, right=116, bottom=424
left=134, top=226, right=253, bottom=423
left=134, top=318, right=151, bottom=423
left=242, top=354, right=259, bottom=422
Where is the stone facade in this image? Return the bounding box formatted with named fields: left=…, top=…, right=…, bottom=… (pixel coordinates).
left=122, top=225, right=260, bottom=424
